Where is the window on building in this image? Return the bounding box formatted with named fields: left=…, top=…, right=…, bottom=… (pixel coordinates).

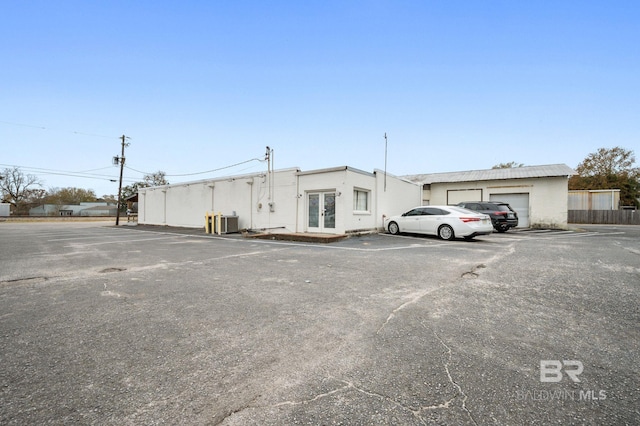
left=353, top=189, right=370, bottom=212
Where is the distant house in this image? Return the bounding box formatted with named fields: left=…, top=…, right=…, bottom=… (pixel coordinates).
left=403, top=164, right=576, bottom=228
left=125, top=193, right=138, bottom=213
left=80, top=205, right=118, bottom=216
left=568, top=189, right=621, bottom=210
left=0, top=203, right=10, bottom=217
left=29, top=202, right=117, bottom=217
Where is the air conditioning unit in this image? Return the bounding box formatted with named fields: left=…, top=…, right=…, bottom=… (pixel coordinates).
left=215, top=216, right=239, bottom=234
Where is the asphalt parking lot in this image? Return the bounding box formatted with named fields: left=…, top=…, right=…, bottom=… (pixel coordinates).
left=1, top=222, right=638, bottom=425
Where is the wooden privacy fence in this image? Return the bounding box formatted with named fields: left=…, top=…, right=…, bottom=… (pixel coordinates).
left=569, top=210, right=640, bottom=225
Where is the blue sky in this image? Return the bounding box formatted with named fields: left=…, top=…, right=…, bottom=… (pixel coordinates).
left=2, top=1, right=638, bottom=197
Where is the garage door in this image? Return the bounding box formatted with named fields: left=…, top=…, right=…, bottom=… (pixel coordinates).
left=490, top=193, right=530, bottom=227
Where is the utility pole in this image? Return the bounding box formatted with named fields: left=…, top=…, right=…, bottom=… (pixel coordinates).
left=114, top=135, right=130, bottom=225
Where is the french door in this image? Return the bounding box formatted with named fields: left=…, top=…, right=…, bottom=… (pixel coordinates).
left=307, top=192, right=336, bottom=232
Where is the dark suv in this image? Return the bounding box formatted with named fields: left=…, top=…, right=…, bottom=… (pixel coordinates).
left=456, top=201, right=519, bottom=232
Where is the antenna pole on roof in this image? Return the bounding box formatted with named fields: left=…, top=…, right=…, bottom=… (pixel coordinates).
left=265, top=146, right=272, bottom=200
left=384, top=132, right=388, bottom=192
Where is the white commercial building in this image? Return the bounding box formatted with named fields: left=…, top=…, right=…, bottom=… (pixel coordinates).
left=29, top=202, right=117, bottom=217
left=138, top=166, right=421, bottom=234
left=404, top=164, right=576, bottom=228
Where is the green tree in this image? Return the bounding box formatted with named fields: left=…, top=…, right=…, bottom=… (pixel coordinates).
left=120, top=182, right=141, bottom=204
left=120, top=171, right=169, bottom=210
left=143, top=171, right=169, bottom=187
left=100, top=194, right=117, bottom=204
left=492, top=162, right=524, bottom=169
left=569, top=147, right=640, bottom=208
left=0, top=167, right=44, bottom=214
left=45, top=187, right=98, bottom=205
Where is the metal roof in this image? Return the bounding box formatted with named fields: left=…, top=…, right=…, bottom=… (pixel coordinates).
left=403, top=164, right=576, bottom=185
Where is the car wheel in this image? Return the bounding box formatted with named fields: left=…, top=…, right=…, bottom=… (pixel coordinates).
left=496, top=224, right=509, bottom=233
left=388, top=221, right=400, bottom=235
left=438, top=224, right=454, bottom=240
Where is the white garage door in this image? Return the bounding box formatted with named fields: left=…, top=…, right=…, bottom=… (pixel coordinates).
left=490, top=193, right=530, bottom=228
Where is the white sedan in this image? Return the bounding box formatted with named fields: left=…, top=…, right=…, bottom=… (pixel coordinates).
left=384, top=205, right=493, bottom=240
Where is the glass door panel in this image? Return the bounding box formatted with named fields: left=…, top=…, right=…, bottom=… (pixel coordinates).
left=308, top=193, right=319, bottom=228
left=323, top=193, right=335, bottom=229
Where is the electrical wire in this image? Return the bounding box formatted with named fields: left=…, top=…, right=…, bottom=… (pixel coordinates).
left=0, top=163, right=138, bottom=183
left=2, top=120, right=268, bottom=179
left=1, top=155, right=267, bottom=186
left=124, top=157, right=266, bottom=177
left=0, top=120, right=117, bottom=139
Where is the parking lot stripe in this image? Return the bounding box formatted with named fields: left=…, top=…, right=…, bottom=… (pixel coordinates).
left=65, top=235, right=188, bottom=247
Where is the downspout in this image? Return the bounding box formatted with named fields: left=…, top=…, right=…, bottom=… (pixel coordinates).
left=248, top=178, right=254, bottom=229
left=295, top=171, right=300, bottom=232
left=208, top=183, right=215, bottom=211
left=162, top=189, right=167, bottom=224
left=374, top=171, right=379, bottom=230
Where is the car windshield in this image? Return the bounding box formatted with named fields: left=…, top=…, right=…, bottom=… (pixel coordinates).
left=496, top=205, right=511, bottom=212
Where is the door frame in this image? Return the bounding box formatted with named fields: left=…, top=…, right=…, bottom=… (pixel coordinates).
left=306, top=191, right=337, bottom=233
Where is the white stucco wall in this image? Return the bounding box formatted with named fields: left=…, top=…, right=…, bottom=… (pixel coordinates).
left=423, top=176, right=570, bottom=228
left=524, top=178, right=570, bottom=228
left=374, top=171, right=423, bottom=229
left=139, top=169, right=300, bottom=231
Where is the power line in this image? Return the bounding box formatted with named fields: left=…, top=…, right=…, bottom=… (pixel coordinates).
left=0, top=163, right=138, bottom=183
left=75, top=166, right=115, bottom=173
left=0, top=120, right=45, bottom=130
left=0, top=119, right=117, bottom=139
left=124, top=157, right=265, bottom=177
left=1, top=156, right=267, bottom=187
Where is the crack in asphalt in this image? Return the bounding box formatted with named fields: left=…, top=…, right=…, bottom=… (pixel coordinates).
left=273, top=377, right=431, bottom=425
left=0, top=276, right=49, bottom=285
left=461, top=263, right=486, bottom=279
left=374, top=247, right=515, bottom=336
left=376, top=286, right=445, bottom=335
left=429, top=329, right=478, bottom=426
